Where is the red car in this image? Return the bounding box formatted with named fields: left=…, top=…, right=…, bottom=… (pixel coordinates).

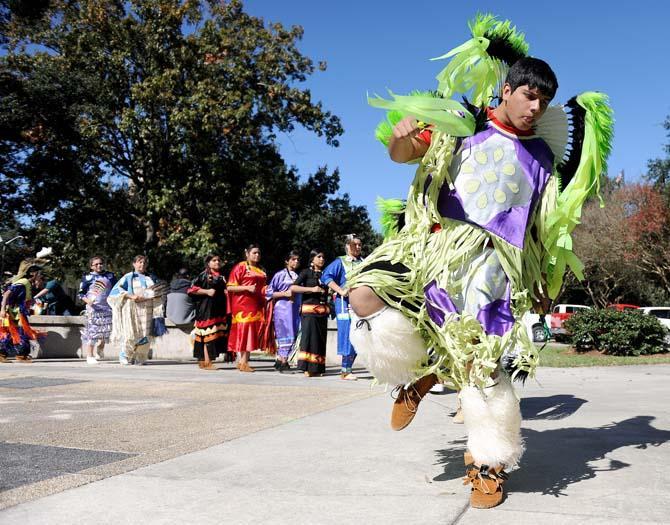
left=607, top=304, right=639, bottom=312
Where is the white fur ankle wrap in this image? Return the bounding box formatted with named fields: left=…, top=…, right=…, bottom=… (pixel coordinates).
left=460, top=372, right=523, bottom=468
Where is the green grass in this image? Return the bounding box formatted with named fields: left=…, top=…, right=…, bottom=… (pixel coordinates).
left=537, top=344, right=670, bottom=367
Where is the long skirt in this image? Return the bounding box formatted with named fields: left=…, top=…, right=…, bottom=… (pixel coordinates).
left=274, top=301, right=299, bottom=359
left=228, top=314, right=263, bottom=353
left=0, top=317, right=33, bottom=357
left=123, top=301, right=154, bottom=364
left=193, top=316, right=232, bottom=362
left=81, top=306, right=113, bottom=345
left=296, top=313, right=328, bottom=375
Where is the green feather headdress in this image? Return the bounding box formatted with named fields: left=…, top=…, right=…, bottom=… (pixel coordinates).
left=432, top=13, right=529, bottom=106
left=370, top=13, right=529, bottom=146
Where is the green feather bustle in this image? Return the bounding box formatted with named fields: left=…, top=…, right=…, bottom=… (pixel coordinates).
left=376, top=197, right=406, bottom=239
left=542, top=92, right=614, bottom=298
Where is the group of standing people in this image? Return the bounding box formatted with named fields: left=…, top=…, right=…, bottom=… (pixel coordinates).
left=190, top=236, right=364, bottom=379
left=80, top=248, right=273, bottom=370
left=188, top=246, right=270, bottom=372
left=79, top=254, right=166, bottom=366
left=2, top=254, right=178, bottom=366
left=0, top=236, right=365, bottom=377
left=267, top=236, right=363, bottom=378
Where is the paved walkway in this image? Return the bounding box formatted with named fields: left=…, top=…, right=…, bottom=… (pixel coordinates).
left=1, top=361, right=669, bottom=524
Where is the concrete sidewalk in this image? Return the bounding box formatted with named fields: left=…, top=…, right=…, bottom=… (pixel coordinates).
left=1, top=362, right=669, bottom=524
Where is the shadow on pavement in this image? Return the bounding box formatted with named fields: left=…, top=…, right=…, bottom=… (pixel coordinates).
left=432, top=416, right=670, bottom=496
left=521, top=395, right=588, bottom=420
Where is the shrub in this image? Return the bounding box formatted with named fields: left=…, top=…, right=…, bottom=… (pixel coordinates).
left=564, top=309, right=667, bottom=356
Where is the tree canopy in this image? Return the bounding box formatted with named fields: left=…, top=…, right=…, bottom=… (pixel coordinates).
left=569, top=137, right=670, bottom=307
left=0, top=0, right=380, bottom=282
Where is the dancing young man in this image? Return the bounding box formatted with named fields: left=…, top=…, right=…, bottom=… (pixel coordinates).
left=347, top=14, right=613, bottom=508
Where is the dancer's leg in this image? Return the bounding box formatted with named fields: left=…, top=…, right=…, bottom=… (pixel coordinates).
left=349, top=286, right=385, bottom=318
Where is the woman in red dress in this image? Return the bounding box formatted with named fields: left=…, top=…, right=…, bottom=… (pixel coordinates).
left=227, top=244, right=268, bottom=372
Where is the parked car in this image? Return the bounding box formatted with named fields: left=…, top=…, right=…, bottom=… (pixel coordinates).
left=523, top=312, right=551, bottom=343
left=608, top=303, right=640, bottom=312
left=639, top=307, right=670, bottom=329
left=550, top=304, right=591, bottom=342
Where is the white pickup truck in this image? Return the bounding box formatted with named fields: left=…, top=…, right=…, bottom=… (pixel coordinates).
left=639, top=307, right=670, bottom=329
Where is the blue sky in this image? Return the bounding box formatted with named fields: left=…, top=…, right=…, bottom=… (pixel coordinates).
left=244, top=0, right=670, bottom=229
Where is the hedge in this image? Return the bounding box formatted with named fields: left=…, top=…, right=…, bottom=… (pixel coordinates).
left=564, top=309, right=668, bottom=356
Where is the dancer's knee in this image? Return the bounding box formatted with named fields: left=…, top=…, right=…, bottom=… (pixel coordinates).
left=349, top=286, right=385, bottom=317
left=349, top=306, right=427, bottom=386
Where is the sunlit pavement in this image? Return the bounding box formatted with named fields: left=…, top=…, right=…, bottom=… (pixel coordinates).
left=1, top=360, right=668, bottom=524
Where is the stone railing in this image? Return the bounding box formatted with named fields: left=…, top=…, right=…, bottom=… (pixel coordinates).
left=29, top=315, right=354, bottom=366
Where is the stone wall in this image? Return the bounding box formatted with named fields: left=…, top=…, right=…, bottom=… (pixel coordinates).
left=29, top=315, right=355, bottom=366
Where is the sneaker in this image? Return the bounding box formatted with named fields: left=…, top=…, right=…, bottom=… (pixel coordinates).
left=15, top=355, right=33, bottom=363
left=86, top=356, right=98, bottom=365
left=279, top=362, right=291, bottom=373
left=119, top=351, right=129, bottom=366
left=390, top=373, right=438, bottom=431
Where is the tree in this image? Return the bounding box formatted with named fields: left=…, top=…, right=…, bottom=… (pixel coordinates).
left=0, top=0, right=51, bottom=45
left=619, top=184, right=670, bottom=295
left=572, top=184, right=636, bottom=307
left=645, top=116, right=670, bottom=202
left=572, top=181, right=670, bottom=307
left=0, top=0, right=379, bottom=279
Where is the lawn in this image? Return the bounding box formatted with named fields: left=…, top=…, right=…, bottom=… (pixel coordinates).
left=537, top=344, right=670, bottom=367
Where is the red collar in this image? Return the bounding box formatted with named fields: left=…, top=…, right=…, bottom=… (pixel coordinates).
left=486, top=107, right=535, bottom=136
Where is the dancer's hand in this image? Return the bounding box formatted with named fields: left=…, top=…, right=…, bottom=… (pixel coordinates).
left=246, top=284, right=256, bottom=293
left=206, top=288, right=216, bottom=297
left=392, top=116, right=421, bottom=140
left=389, top=116, right=428, bottom=163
